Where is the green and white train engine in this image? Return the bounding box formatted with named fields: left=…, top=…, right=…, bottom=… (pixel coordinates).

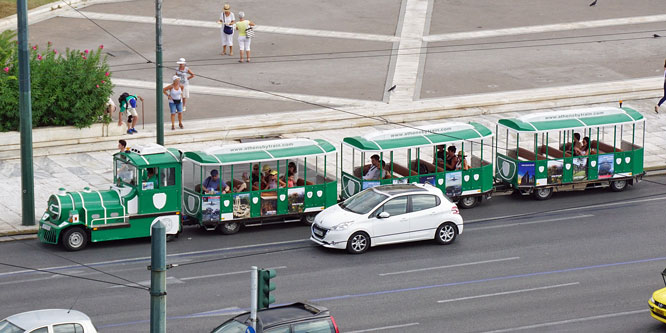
left=38, top=144, right=183, bottom=251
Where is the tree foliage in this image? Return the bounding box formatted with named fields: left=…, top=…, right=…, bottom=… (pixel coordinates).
left=0, top=31, right=113, bottom=131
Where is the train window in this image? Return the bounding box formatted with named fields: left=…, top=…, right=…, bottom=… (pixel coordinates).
left=231, top=163, right=251, bottom=192
left=182, top=160, right=195, bottom=191
left=305, top=157, right=317, bottom=185
left=160, top=168, right=176, bottom=187
left=115, top=160, right=137, bottom=186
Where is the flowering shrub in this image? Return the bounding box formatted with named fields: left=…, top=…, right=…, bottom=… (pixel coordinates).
left=0, top=30, right=113, bottom=131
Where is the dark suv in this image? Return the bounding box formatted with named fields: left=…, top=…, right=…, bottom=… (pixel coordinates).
left=210, top=302, right=339, bottom=333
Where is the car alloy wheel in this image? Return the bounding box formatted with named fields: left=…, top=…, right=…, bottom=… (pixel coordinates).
left=436, top=223, right=457, bottom=245
left=347, top=232, right=369, bottom=254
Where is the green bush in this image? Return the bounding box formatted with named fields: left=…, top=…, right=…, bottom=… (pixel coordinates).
left=0, top=30, right=113, bottom=131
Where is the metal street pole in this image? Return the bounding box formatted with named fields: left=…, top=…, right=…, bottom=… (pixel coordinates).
left=150, top=221, right=166, bottom=333
left=155, top=0, right=164, bottom=145
left=250, top=266, right=258, bottom=330
left=17, top=0, right=35, bottom=226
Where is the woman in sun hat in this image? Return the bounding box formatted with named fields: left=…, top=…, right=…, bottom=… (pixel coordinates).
left=162, top=75, right=185, bottom=130
left=175, top=58, right=195, bottom=111
left=217, top=4, right=235, bottom=56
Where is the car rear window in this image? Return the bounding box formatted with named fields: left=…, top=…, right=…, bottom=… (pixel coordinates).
left=292, top=319, right=334, bottom=333
left=411, top=194, right=439, bottom=211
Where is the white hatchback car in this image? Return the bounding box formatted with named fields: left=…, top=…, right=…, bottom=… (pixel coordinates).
left=0, top=309, right=97, bottom=333
left=310, top=183, right=463, bottom=254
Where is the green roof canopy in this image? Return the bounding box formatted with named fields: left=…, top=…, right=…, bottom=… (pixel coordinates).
left=116, top=144, right=181, bottom=166
left=498, top=107, right=644, bottom=133
left=342, top=122, right=493, bottom=151
left=184, top=138, right=336, bottom=165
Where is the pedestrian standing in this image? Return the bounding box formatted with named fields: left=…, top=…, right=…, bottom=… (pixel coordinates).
left=236, top=12, right=255, bottom=63
left=217, top=4, right=235, bottom=56
left=163, top=75, right=184, bottom=130
left=175, top=58, right=195, bottom=111
left=656, top=59, right=666, bottom=114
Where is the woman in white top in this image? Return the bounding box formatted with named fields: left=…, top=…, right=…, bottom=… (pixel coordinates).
left=217, top=4, right=235, bottom=56
left=163, top=75, right=185, bottom=130
left=657, top=59, right=666, bottom=114
left=175, top=58, right=194, bottom=111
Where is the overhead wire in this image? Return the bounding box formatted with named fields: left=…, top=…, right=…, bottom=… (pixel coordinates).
left=5, top=233, right=151, bottom=291
left=62, top=3, right=655, bottom=156
left=106, top=27, right=666, bottom=68
left=0, top=262, right=149, bottom=291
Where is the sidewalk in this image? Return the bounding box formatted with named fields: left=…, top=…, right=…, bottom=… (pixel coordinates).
left=2, top=97, right=665, bottom=236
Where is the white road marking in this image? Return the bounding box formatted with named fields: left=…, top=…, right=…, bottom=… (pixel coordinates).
left=113, top=78, right=379, bottom=107
left=388, top=0, right=428, bottom=103
left=347, top=322, right=420, bottom=333
left=0, top=239, right=307, bottom=278
left=57, top=11, right=399, bottom=42
left=464, top=196, right=666, bottom=224
left=467, top=215, right=593, bottom=231
left=186, top=307, right=246, bottom=318
left=437, top=282, right=579, bottom=303
left=179, top=266, right=286, bottom=281
left=379, top=257, right=519, bottom=276
left=425, top=14, right=666, bottom=42
left=480, top=309, right=647, bottom=333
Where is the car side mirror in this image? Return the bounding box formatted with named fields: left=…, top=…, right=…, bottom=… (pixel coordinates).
left=378, top=211, right=390, bottom=219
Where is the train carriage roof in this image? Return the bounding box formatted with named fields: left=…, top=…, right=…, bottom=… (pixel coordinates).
left=184, top=138, right=336, bottom=165
left=115, top=144, right=181, bottom=166
left=498, top=107, right=644, bottom=133
left=342, top=122, right=492, bottom=151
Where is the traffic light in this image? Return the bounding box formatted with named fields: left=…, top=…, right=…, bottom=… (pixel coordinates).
left=257, top=269, right=276, bottom=309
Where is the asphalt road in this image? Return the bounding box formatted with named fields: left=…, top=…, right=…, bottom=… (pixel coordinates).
left=2, top=175, right=666, bottom=332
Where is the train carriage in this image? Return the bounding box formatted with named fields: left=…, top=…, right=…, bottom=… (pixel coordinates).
left=181, top=138, right=338, bottom=234
left=495, top=106, right=645, bottom=199
left=340, top=122, right=494, bottom=208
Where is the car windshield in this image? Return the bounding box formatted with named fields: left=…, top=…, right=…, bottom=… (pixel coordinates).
left=0, top=320, right=23, bottom=333
left=340, top=188, right=388, bottom=214
left=210, top=319, right=249, bottom=333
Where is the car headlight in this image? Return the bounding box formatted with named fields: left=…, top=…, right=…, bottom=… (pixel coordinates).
left=331, top=221, right=354, bottom=231
left=651, top=297, right=655, bottom=304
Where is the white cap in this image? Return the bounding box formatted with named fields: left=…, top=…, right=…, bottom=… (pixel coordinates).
left=172, top=75, right=180, bottom=81
left=176, top=57, right=186, bottom=64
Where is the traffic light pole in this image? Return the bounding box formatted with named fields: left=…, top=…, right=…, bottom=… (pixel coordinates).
left=155, top=0, right=164, bottom=145
left=250, top=266, right=258, bottom=330
left=17, top=0, right=35, bottom=226
left=150, top=221, right=166, bottom=333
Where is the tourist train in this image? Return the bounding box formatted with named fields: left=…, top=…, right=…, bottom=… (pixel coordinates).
left=38, top=106, right=646, bottom=250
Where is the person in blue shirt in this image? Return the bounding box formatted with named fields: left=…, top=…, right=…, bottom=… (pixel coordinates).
left=203, top=169, right=230, bottom=194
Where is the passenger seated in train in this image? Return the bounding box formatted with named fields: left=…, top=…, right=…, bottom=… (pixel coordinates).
left=363, top=154, right=384, bottom=180
left=287, top=171, right=295, bottom=188
left=263, top=170, right=286, bottom=190
left=456, top=151, right=470, bottom=170
left=144, top=168, right=158, bottom=187
left=202, top=169, right=230, bottom=194
left=581, top=136, right=596, bottom=156
left=446, top=146, right=458, bottom=171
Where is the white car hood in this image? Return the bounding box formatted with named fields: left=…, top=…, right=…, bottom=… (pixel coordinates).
left=314, top=204, right=361, bottom=228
